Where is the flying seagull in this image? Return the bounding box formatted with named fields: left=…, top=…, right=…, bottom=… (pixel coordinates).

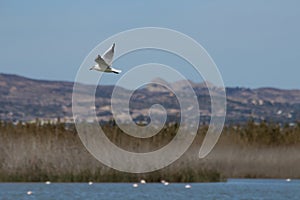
left=89, top=43, right=121, bottom=74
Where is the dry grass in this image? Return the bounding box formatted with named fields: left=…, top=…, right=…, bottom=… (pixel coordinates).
left=0, top=120, right=299, bottom=182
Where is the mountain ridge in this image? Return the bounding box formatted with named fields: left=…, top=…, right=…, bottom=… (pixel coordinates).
left=1, top=73, right=299, bottom=124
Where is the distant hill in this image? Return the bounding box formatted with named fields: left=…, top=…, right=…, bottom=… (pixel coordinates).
left=0, top=73, right=299, bottom=124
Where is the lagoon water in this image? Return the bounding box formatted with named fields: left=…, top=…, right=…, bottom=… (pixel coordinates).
left=0, top=179, right=299, bottom=200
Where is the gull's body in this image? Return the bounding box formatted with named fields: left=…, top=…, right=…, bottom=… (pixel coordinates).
left=90, top=43, right=121, bottom=74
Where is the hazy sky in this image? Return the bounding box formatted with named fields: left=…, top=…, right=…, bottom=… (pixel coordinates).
left=0, top=0, right=299, bottom=89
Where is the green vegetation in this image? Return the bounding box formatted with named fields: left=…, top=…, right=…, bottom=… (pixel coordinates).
left=0, top=119, right=299, bottom=182
left=228, top=119, right=300, bottom=145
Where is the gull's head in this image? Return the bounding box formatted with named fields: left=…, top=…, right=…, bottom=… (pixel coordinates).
left=89, top=66, right=95, bottom=70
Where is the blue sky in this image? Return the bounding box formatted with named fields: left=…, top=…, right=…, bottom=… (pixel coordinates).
left=0, top=0, right=299, bottom=89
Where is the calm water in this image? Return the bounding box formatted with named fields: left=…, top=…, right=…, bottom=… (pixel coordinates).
left=0, top=179, right=299, bottom=200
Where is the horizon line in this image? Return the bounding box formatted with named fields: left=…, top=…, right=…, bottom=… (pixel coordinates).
left=1, top=72, right=299, bottom=91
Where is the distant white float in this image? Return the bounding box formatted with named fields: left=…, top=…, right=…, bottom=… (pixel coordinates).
left=89, top=43, right=121, bottom=74
left=286, top=178, right=291, bottom=182
left=185, top=184, right=192, bottom=189
left=133, top=183, right=139, bottom=188
left=163, top=182, right=169, bottom=186
left=140, top=179, right=146, bottom=184
left=27, top=191, right=33, bottom=195
left=45, top=181, right=51, bottom=185
left=88, top=181, right=93, bottom=185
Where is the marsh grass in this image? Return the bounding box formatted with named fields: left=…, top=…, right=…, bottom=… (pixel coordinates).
left=0, top=120, right=299, bottom=182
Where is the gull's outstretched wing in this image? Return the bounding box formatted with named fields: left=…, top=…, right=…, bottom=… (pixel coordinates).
left=102, top=43, right=115, bottom=66
left=95, top=55, right=109, bottom=67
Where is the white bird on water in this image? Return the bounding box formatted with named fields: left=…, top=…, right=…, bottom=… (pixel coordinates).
left=89, top=43, right=121, bottom=74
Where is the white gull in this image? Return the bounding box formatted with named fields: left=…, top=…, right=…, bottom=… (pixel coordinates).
left=90, top=43, right=121, bottom=74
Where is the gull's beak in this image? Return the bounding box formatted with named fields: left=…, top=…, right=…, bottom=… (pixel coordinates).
left=89, top=67, right=93, bottom=70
